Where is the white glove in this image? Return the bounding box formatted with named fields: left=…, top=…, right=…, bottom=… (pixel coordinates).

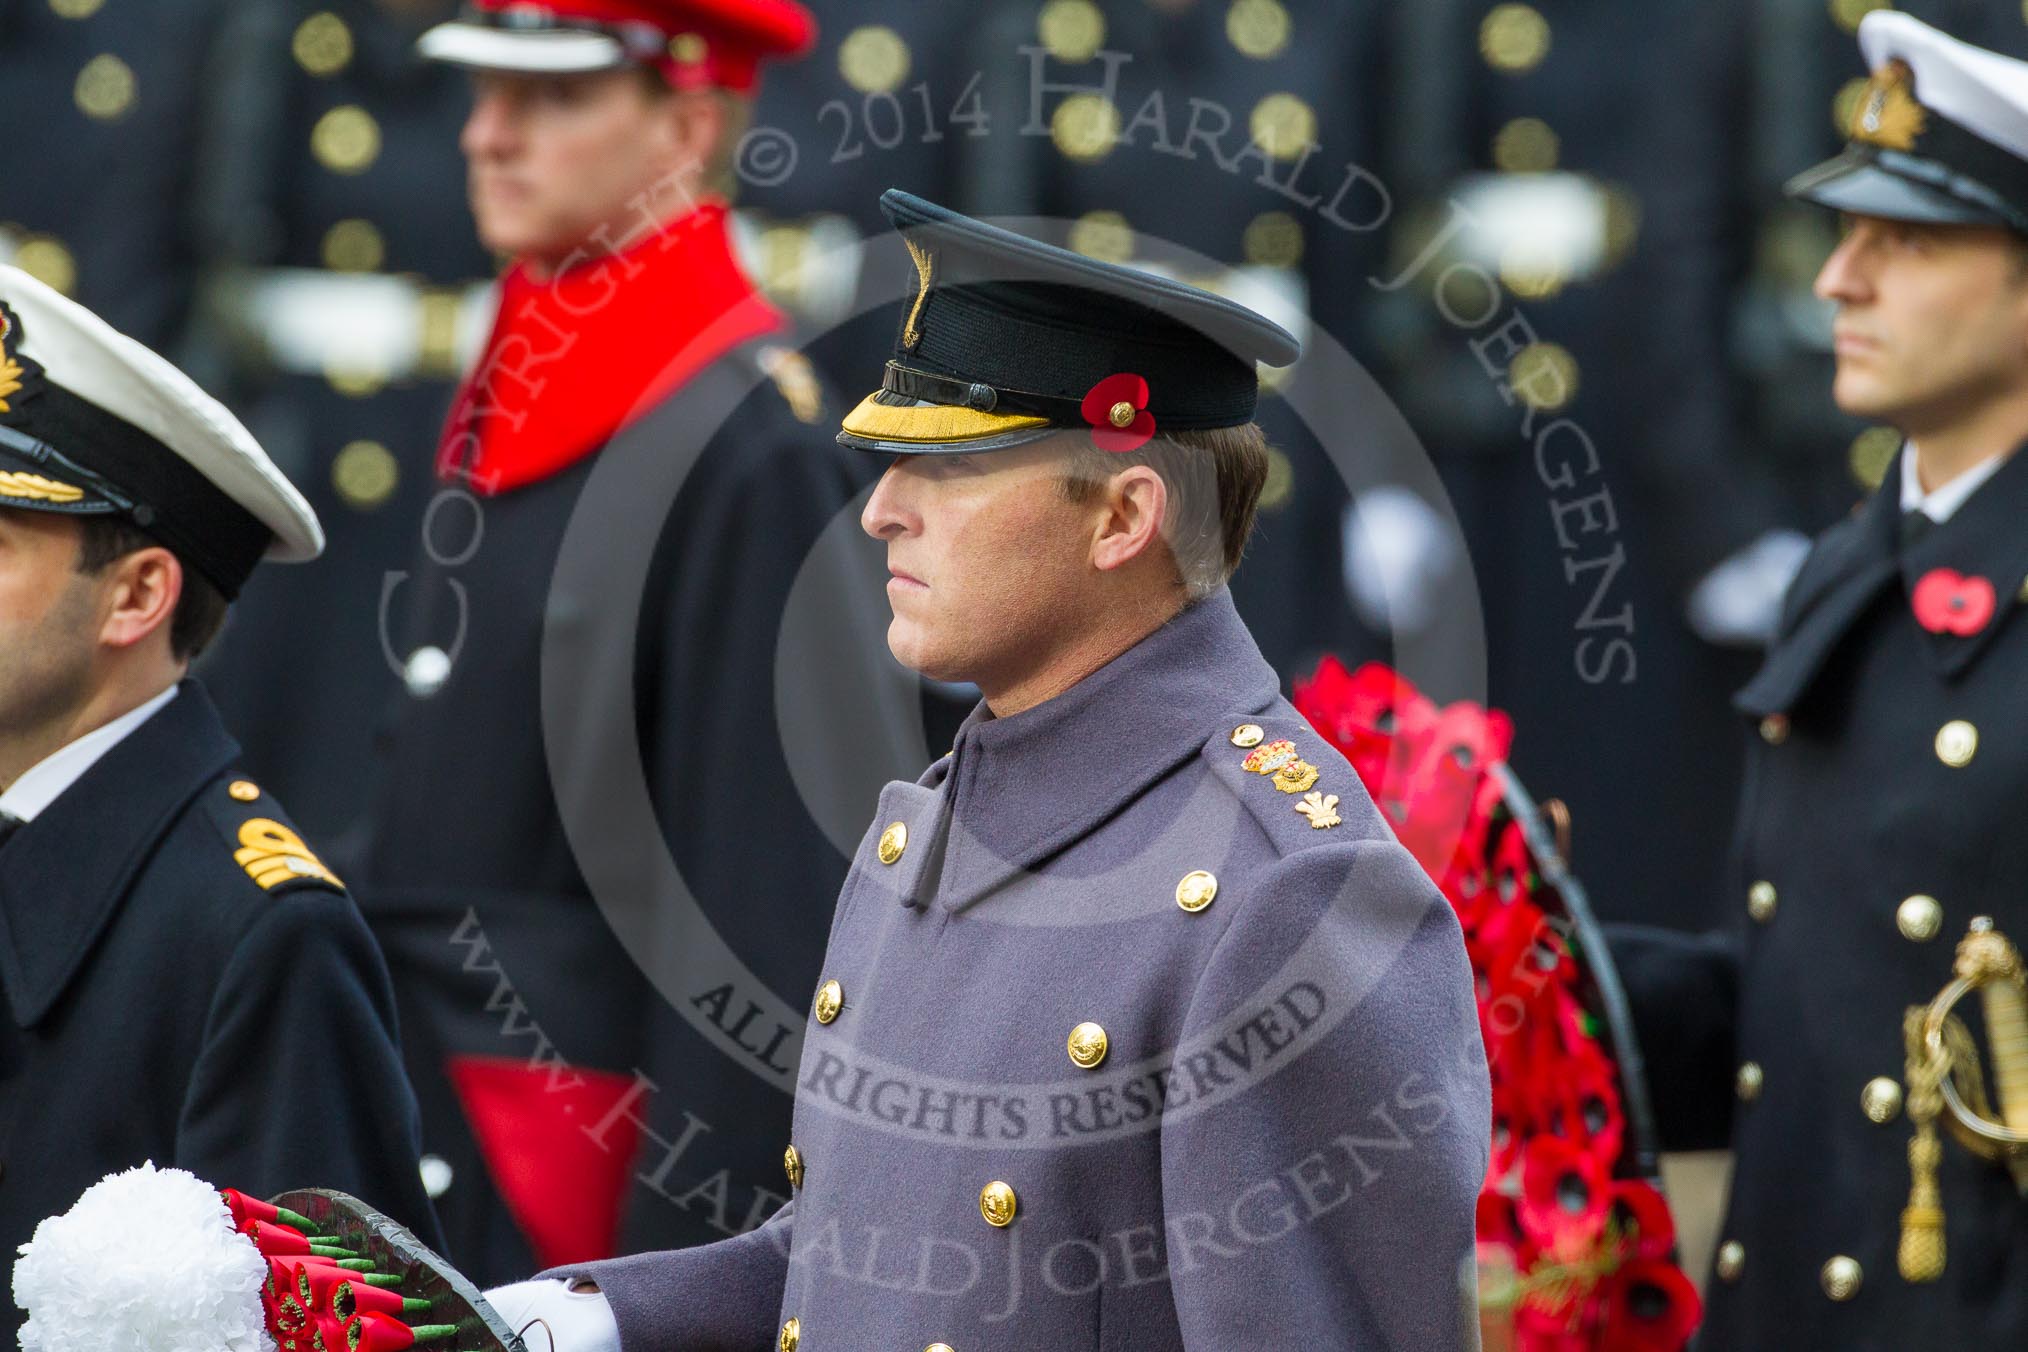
left=1686, top=529, right=1811, bottom=647
left=482, top=1278, right=623, bottom=1352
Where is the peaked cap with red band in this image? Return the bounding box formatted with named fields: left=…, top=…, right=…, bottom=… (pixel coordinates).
left=418, top=0, right=815, bottom=93
left=837, top=190, right=1301, bottom=455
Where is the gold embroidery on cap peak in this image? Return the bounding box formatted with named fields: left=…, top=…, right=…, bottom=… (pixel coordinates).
left=1852, top=60, right=1927, bottom=151
left=0, top=471, right=84, bottom=504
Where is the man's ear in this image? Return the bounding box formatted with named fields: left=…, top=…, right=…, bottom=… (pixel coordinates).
left=663, top=86, right=726, bottom=177
left=1090, top=465, right=1169, bottom=574
left=96, top=546, right=182, bottom=652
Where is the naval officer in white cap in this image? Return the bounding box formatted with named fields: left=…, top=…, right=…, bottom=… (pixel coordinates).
left=1615, top=13, right=2028, bottom=1350
left=0, top=265, right=442, bottom=1283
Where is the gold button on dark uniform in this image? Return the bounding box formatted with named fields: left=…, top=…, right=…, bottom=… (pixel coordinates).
left=1747, top=880, right=1777, bottom=923
left=1176, top=870, right=1218, bottom=913
left=1759, top=714, right=1790, bottom=745
left=1067, top=1022, right=1109, bottom=1069
left=1715, top=1240, right=1744, bottom=1282
left=1230, top=723, right=1264, bottom=748
left=926, top=1344, right=956, bottom=1352
left=1935, top=720, right=1977, bottom=767
left=813, top=979, right=843, bottom=1024
left=1897, top=894, right=1943, bottom=942
left=878, top=820, right=908, bottom=865
left=1861, top=1077, right=1903, bottom=1124
left=1736, top=1061, right=1763, bottom=1102
left=228, top=780, right=261, bottom=802
left=1820, top=1255, right=1862, bottom=1301
left=783, top=1144, right=803, bottom=1189
left=978, top=1180, right=1017, bottom=1227
left=778, top=1317, right=800, bottom=1351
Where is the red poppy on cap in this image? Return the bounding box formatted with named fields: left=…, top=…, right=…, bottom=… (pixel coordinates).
left=1081, top=373, right=1156, bottom=452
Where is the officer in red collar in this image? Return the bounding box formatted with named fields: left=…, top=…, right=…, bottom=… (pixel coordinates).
left=0, top=264, right=442, bottom=1293
left=359, top=0, right=911, bottom=1287
left=1613, top=14, right=2028, bottom=1349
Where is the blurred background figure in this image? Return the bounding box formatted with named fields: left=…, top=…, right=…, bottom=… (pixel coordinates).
left=187, top=0, right=495, bottom=845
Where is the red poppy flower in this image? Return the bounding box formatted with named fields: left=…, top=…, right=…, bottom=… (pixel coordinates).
left=1080, top=372, right=1155, bottom=452
left=1518, top=1135, right=1608, bottom=1257
left=1912, top=567, right=1995, bottom=635
left=1608, top=1179, right=1677, bottom=1263
left=1597, top=1258, right=1703, bottom=1351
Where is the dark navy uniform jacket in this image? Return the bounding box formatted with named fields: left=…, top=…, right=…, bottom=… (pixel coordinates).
left=556, top=590, right=1491, bottom=1351
left=1616, top=445, right=2028, bottom=1349
left=0, top=681, right=441, bottom=1299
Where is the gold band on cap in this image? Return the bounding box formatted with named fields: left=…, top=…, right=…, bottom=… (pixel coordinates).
left=839, top=392, right=1050, bottom=446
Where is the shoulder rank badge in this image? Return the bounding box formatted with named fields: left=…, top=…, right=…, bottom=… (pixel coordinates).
left=233, top=818, right=343, bottom=893
left=1240, top=737, right=1322, bottom=794
left=1295, top=791, right=1342, bottom=829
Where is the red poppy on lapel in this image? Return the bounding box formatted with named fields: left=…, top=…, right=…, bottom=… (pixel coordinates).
left=1080, top=372, right=1156, bottom=452
left=1912, top=567, right=1995, bottom=635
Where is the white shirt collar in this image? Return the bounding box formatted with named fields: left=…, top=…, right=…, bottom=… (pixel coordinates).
left=1899, top=443, right=2010, bottom=524
left=0, top=685, right=179, bottom=824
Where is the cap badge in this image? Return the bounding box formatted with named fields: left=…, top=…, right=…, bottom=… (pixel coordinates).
left=1853, top=60, right=1927, bottom=152
left=1081, top=372, right=1155, bottom=452
left=1912, top=567, right=1995, bottom=636
left=0, top=303, right=48, bottom=416
left=902, top=237, right=935, bottom=350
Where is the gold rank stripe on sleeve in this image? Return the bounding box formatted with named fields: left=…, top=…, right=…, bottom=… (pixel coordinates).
left=233, top=817, right=344, bottom=892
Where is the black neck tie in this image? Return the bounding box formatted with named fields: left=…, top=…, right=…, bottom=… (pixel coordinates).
left=1899, top=510, right=1934, bottom=550
left=0, top=812, right=23, bottom=849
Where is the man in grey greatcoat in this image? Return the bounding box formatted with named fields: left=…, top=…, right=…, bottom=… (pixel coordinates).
left=489, top=190, right=1491, bottom=1352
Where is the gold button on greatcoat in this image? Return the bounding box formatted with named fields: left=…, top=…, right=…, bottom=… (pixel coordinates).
left=229, top=780, right=261, bottom=802
left=1820, top=1255, right=1862, bottom=1301
left=1230, top=723, right=1265, bottom=748
left=1759, top=714, right=1790, bottom=745
left=1176, top=870, right=1218, bottom=913
left=1861, top=1077, right=1903, bottom=1124
left=1067, top=1022, right=1109, bottom=1069
left=1736, top=1061, right=1764, bottom=1102
left=978, top=1180, right=1017, bottom=1227
left=1935, top=720, right=1977, bottom=767
left=813, top=979, right=843, bottom=1025
left=1747, top=880, right=1777, bottom=923
left=878, top=820, right=908, bottom=865
left=1715, top=1240, right=1744, bottom=1282
left=783, top=1144, right=803, bottom=1189
left=778, top=1317, right=800, bottom=1351
left=926, top=1345, right=956, bottom=1352
left=1897, top=894, right=1943, bottom=942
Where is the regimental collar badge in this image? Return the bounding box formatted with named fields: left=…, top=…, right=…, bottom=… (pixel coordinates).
left=0, top=301, right=49, bottom=418
left=1853, top=60, right=1929, bottom=152
left=1240, top=737, right=1322, bottom=794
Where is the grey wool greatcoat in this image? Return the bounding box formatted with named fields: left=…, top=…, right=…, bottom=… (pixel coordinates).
left=554, top=589, right=1492, bottom=1351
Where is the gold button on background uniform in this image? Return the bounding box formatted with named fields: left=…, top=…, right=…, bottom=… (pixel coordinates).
left=332, top=440, right=399, bottom=511
left=1934, top=720, right=1978, bottom=767
left=1736, top=1061, right=1763, bottom=1102
left=312, top=105, right=382, bottom=174
left=838, top=24, right=908, bottom=93
left=293, top=12, right=354, bottom=76
left=229, top=781, right=261, bottom=802
left=1715, top=1239, right=1745, bottom=1282
left=1747, top=880, right=1778, bottom=923
left=813, top=979, right=843, bottom=1024
left=1820, top=1255, right=1862, bottom=1301
left=74, top=53, right=136, bottom=121
left=1897, top=894, right=1943, bottom=942
left=1175, top=870, right=1218, bottom=913
left=878, top=820, right=908, bottom=865
left=925, top=1344, right=956, bottom=1352
left=322, top=219, right=386, bottom=273
left=1861, top=1077, right=1903, bottom=1124
left=783, top=1144, right=803, bottom=1190
left=1067, top=1021, right=1109, bottom=1069
left=13, top=235, right=77, bottom=296
left=978, top=1180, right=1017, bottom=1227
left=778, top=1317, right=800, bottom=1351
left=1230, top=723, right=1265, bottom=748
left=1759, top=714, right=1790, bottom=745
